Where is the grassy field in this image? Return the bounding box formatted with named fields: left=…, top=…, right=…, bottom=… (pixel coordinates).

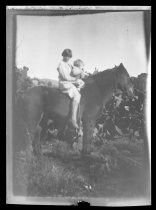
left=15, top=135, right=149, bottom=198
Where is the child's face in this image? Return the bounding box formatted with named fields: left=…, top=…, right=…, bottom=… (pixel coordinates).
left=63, top=56, right=71, bottom=62
left=79, top=63, right=84, bottom=70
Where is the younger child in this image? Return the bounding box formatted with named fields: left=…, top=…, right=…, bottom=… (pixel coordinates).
left=71, top=59, right=88, bottom=90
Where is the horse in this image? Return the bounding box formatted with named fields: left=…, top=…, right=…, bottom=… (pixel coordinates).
left=16, top=63, right=134, bottom=157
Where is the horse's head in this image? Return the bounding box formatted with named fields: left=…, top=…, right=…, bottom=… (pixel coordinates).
left=116, top=63, right=134, bottom=98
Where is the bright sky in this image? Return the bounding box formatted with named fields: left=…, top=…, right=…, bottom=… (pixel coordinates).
left=16, top=11, right=147, bottom=80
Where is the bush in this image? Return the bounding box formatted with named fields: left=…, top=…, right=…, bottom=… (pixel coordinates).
left=15, top=66, right=33, bottom=93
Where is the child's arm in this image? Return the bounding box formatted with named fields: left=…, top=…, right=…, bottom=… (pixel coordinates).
left=57, top=63, right=76, bottom=82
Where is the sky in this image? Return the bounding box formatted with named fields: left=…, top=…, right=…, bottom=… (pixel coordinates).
left=16, top=11, right=147, bottom=80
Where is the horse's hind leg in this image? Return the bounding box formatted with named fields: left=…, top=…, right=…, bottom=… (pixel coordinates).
left=39, top=112, right=51, bottom=143
left=25, top=128, right=34, bottom=160
left=25, top=111, right=44, bottom=158
left=25, top=125, right=41, bottom=159
left=32, top=125, right=42, bottom=156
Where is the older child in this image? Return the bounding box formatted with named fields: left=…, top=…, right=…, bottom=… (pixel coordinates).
left=57, top=49, right=81, bottom=129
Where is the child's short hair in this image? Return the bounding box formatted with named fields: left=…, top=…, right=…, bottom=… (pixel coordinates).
left=62, top=49, right=72, bottom=58
left=73, top=59, right=84, bottom=68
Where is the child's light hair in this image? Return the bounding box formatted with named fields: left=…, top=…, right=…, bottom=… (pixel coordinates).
left=73, top=59, right=84, bottom=68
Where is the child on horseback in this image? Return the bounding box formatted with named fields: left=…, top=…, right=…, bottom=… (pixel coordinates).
left=57, top=49, right=85, bottom=129
left=71, top=59, right=89, bottom=90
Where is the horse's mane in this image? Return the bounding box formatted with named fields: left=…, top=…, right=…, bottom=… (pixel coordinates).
left=84, top=66, right=117, bottom=86
left=88, top=66, right=116, bottom=78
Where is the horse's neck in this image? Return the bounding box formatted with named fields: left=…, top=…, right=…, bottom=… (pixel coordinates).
left=94, top=70, right=117, bottom=97
left=82, top=71, right=117, bottom=107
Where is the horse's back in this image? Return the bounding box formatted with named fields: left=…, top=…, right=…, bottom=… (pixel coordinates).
left=16, top=86, right=46, bottom=129
left=16, top=81, right=101, bottom=128
left=42, top=86, right=71, bottom=118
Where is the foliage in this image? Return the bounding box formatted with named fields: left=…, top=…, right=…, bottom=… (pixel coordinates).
left=95, top=87, right=146, bottom=140
left=15, top=66, right=33, bottom=93
left=15, top=66, right=58, bottom=94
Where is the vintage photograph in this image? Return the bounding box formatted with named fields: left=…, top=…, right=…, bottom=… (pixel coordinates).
left=6, top=6, right=151, bottom=206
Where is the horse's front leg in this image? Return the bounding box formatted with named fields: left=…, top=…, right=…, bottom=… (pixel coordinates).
left=82, top=118, right=96, bottom=156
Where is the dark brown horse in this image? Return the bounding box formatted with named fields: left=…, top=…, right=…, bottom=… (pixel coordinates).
left=16, top=63, right=134, bottom=157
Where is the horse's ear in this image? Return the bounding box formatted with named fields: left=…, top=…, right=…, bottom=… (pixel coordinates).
left=116, top=63, right=125, bottom=76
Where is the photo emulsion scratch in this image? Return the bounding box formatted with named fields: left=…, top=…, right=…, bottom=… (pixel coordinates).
left=6, top=6, right=151, bottom=206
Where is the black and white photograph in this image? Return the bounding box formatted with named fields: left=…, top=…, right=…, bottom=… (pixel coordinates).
left=6, top=6, right=151, bottom=206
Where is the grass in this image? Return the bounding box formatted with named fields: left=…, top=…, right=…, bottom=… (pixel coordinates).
left=15, top=135, right=148, bottom=198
